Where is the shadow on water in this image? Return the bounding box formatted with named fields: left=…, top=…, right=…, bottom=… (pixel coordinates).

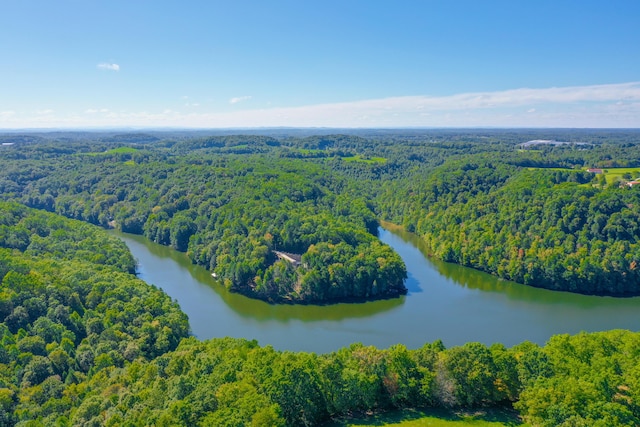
left=404, top=272, right=422, bottom=294
left=113, top=231, right=405, bottom=323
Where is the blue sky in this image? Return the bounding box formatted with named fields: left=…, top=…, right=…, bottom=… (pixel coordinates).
left=1, top=0, right=639, bottom=128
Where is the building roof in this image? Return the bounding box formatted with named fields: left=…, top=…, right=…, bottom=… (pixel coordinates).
left=274, top=250, right=302, bottom=266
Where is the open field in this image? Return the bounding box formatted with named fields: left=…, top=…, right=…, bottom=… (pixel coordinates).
left=526, top=167, right=575, bottom=172
left=85, top=146, right=140, bottom=156
left=601, top=167, right=640, bottom=185
left=325, top=408, right=525, bottom=427
left=342, top=155, right=387, bottom=164
left=526, top=166, right=640, bottom=186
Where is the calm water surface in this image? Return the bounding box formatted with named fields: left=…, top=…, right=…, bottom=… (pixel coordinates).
left=114, top=226, right=640, bottom=353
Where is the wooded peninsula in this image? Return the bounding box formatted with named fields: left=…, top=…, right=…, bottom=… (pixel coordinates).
left=0, top=129, right=639, bottom=426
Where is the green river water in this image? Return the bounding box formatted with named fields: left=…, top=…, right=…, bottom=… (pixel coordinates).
left=114, top=226, right=640, bottom=353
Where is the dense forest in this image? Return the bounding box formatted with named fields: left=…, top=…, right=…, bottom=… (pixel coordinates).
left=0, top=129, right=640, bottom=425
left=0, top=202, right=189, bottom=425
left=379, top=161, right=640, bottom=295
left=0, top=141, right=408, bottom=304
left=1, top=129, right=639, bottom=297
left=0, top=202, right=639, bottom=425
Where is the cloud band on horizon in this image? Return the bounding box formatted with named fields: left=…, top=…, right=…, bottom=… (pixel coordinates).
left=1, top=82, right=639, bottom=128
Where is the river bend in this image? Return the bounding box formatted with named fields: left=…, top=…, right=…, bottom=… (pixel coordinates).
left=114, top=226, right=640, bottom=353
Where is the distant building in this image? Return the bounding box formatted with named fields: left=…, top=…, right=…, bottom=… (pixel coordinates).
left=587, top=168, right=603, bottom=174
left=519, top=140, right=590, bottom=149
left=274, top=251, right=302, bottom=267
left=627, top=180, right=640, bottom=188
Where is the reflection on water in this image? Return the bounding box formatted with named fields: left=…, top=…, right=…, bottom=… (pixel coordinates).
left=383, top=222, right=640, bottom=309
left=113, top=225, right=640, bottom=353
left=119, top=231, right=404, bottom=323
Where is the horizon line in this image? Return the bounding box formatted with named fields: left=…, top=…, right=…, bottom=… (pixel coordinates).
left=2, top=125, right=640, bottom=133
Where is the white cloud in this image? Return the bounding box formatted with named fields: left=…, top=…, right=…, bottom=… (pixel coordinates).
left=309, top=82, right=640, bottom=114
left=205, top=81, right=639, bottom=127
left=229, top=96, right=252, bottom=104
left=2, top=82, right=640, bottom=129
left=97, top=63, right=120, bottom=71
left=36, top=109, right=54, bottom=115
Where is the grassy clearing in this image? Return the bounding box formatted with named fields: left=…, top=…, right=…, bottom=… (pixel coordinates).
left=85, top=146, right=140, bottom=156
left=526, top=167, right=575, bottom=172
left=296, top=148, right=327, bottom=155
left=600, top=167, right=640, bottom=185
left=526, top=166, right=640, bottom=187
left=324, top=407, right=525, bottom=427
left=343, top=155, right=387, bottom=164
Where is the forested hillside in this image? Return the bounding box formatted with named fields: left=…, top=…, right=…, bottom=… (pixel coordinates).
left=0, top=204, right=639, bottom=425
left=1, top=129, right=640, bottom=425
left=379, top=158, right=640, bottom=295
left=0, top=143, right=407, bottom=303
left=0, top=203, right=189, bottom=425
left=1, top=129, right=639, bottom=296
left=0, top=202, right=135, bottom=273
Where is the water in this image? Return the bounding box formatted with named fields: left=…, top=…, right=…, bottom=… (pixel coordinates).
left=114, top=225, right=640, bottom=353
